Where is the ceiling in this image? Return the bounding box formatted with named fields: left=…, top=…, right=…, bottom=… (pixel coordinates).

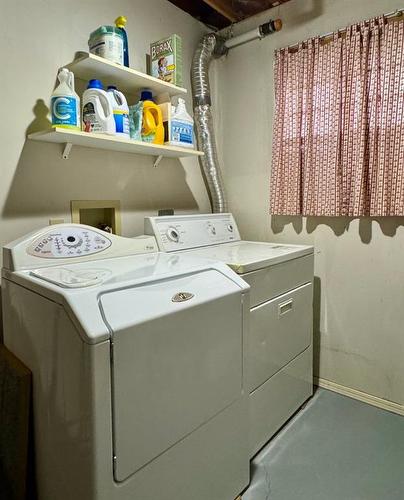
left=168, top=0, right=291, bottom=29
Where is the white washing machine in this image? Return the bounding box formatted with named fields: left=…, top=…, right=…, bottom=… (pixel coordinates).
left=145, top=213, right=314, bottom=456
left=2, top=223, right=250, bottom=500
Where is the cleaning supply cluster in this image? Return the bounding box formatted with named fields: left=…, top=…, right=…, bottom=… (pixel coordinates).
left=51, top=71, right=193, bottom=147
left=129, top=91, right=194, bottom=147
left=50, top=17, right=193, bottom=146
left=88, top=16, right=184, bottom=89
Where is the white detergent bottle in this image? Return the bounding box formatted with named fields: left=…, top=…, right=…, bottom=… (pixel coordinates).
left=51, top=68, right=80, bottom=130
left=107, top=86, right=130, bottom=138
left=170, top=98, right=194, bottom=148
left=82, top=79, right=116, bottom=135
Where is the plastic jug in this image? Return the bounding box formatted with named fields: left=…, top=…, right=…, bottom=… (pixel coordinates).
left=51, top=68, right=80, bottom=130
left=107, top=86, right=130, bottom=138
left=88, top=26, right=123, bottom=65
left=82, top=80, right=116, bottom=135
left=140, top=90, right=164, bottom=144
left=170, top=98, right=194, bottom=148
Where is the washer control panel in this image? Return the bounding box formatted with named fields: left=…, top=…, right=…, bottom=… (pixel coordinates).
left=27, top=227, right=112, bottom=258
left=145, top=214, right=241, bottom=252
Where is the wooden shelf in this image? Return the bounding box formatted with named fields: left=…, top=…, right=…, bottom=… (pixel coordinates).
left=29, top=128, right=203, bottom=165
left=65, top=52, right=187, bottom=97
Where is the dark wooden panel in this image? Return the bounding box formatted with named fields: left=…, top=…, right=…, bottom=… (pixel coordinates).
left=0, top=346, right=33, bottom=500
left=231, top=0, right=291, bottom=18
left=168, top=0, right=230, bottom=29
left=168, top=0, right=291, bottom=28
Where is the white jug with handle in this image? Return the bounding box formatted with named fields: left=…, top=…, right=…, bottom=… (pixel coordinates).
left=82, top=79, right=116, bottom=135
left=107, top=86, right=130, bottom=138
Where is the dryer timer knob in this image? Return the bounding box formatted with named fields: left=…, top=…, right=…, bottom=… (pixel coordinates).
left=166, top=228, right=180, bottom=242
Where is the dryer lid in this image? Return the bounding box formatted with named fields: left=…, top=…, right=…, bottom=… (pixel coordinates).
left=177, top=241, right=313, bottom=273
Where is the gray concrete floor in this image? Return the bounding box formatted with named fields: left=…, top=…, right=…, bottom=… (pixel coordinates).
left=242, top=388, right=404, bottom=500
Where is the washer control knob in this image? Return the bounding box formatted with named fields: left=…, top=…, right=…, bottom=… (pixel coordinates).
left=167, top=227, right=180, bottom=242
left=210, top=226, right=216, bottom=235
left=227, top=224, right=234, bottom=232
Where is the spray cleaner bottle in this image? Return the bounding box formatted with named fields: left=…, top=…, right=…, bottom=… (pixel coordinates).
left=115, top=16, right=129, bottom=67
left=51, top=68, right=80, bottom=130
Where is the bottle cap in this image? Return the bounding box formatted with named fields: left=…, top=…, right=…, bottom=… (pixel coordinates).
left=87, top=79, right=103, bottom=89
left=58, top=67, right=70, bottom=81
left=107, top=85, right=117, bottom=90
left=140, top=90, right=153, bottom=101
left=115, top=16, right=127, bottom=28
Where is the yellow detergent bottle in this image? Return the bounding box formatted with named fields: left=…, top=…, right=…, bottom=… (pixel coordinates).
left=140, top=90, right=164, bottom=144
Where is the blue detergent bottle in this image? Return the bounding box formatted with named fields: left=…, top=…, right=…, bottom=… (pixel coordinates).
left=115, top=16, right=129, bottom=67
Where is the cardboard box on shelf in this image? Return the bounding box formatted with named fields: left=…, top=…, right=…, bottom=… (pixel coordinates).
left=150, top=34, right=183, bottom=87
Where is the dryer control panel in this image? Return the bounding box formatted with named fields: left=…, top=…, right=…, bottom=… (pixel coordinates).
left=145, top=213, right=241, bottom=252
left=27, top=227, right=111, bottom=258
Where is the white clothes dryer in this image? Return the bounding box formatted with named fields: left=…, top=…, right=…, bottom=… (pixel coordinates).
left=145, top=213, right=314, bottom=456
left=2, top=223, right=250, bottom=500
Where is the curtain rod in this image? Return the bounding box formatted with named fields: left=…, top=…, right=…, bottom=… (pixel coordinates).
left=285, top=8, right=404, bottom=51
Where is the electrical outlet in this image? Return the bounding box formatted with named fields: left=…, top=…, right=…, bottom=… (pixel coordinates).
left=49, top=218, right=64, bottom=225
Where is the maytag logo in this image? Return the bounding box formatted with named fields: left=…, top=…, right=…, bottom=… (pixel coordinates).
left=171, top=292, right=194, bottom=303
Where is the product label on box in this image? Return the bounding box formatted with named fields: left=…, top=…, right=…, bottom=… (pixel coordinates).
left=51, top=96, right=78, bottom=127
left=171, top=120, right=193, bottom=145
left=150, top=34, right=182, bottom=86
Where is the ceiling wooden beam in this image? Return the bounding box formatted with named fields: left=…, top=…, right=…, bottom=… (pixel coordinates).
left=168, top=0, right=292, bottom=29
left=201, top=0, right=240, bottom=22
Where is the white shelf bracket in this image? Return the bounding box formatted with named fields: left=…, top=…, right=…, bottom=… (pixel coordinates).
left=153, top=155, right=163, bottom=168
left=62, top=142, right=73, bottom=160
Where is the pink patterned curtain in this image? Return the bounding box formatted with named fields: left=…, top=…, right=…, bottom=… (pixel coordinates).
left=270, top=16, right=404, bottom=216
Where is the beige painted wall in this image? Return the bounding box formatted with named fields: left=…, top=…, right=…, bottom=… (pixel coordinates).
left=217, top=0, right=404, bottom=406
left=0, top=0, right=209, bottom=259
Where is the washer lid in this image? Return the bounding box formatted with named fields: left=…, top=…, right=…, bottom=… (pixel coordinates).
left=5, top=251, right=249, bottom=345
left=100, top=269, right=244, bottom=481
left=177, top=241, right=313, bottom=273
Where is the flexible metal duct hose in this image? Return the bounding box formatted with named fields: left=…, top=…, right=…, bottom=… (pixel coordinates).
left=191, top=33, right=228, bottom=213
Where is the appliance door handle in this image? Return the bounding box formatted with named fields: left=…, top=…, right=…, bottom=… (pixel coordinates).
left=278, top=298, right=293, bottom=317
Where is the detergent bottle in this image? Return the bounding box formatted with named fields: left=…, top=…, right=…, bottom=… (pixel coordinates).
left=51, top=68, right=80, bottom=130
left=115, top=16, right=129, bottom=67
left=88, top=25, right=124, bottom=65
left=140, top=90, right=164, bottom=144
left=107, top=86, right=130, bottom=138
left=170, top=98, right=194, bottom=148
left=82, top=80, right=116, bottom=135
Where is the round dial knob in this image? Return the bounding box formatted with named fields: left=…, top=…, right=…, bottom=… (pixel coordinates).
left=166, top=227, right=180, bottom=242
left=209, top=226, right=216, bottom=235
left=61, top=235, right=83, bottom=248
left=227, top=224, right=234, bottom=232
